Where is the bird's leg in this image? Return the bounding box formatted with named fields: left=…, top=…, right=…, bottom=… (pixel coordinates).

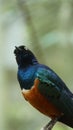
left=41, top=117, right=58, bottom=130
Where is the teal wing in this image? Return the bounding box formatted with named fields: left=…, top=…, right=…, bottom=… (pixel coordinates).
left=36, top=67, right=73, bottom=117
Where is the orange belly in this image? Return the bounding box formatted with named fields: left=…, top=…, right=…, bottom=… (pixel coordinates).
left=22, top=79, right=62, bottom=119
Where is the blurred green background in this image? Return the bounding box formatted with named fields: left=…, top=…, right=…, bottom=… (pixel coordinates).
left=0, top=0, right=73, bottom=130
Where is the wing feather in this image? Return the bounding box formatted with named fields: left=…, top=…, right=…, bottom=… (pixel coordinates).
left=36, top=67, right=73, bottom=117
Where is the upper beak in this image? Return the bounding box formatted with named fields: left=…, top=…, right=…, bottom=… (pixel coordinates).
left=15, top=46, right=21, bottom=51
left=15, top=46, right=18, bottom=49
left=14, top=46, right=21, bottom=55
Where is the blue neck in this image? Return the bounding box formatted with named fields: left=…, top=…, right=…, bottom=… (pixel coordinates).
left=18, top=65, right=38, bottom=90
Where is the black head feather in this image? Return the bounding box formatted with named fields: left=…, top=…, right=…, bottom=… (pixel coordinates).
left=14, top=45, right=38, bottom=67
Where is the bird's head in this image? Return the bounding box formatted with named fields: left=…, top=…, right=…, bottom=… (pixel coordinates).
left=14, top=45, right=38, bottom=67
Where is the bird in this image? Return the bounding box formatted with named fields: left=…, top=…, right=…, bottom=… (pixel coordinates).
left=14, top=45, right=73, bottom=130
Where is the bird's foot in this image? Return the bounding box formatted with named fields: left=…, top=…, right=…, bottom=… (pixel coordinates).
left=41, top=118, right=58, bottom=130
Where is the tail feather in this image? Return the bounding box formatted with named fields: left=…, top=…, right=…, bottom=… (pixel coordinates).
left=59, top=115, right=73, bottom=128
